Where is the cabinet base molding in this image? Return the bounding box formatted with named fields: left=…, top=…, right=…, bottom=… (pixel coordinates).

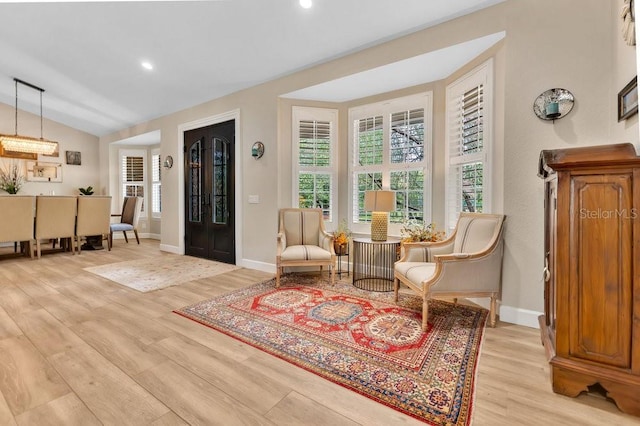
left=549, top=363, right=640, bottom=416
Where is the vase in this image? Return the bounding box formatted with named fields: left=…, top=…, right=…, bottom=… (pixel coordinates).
left=334, top=242, right=348, bottom=255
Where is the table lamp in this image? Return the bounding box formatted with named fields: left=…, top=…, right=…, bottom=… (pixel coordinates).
left=364, top=190, right=395, bottom=241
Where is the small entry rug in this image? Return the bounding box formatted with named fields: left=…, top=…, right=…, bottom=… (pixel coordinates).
left=84, top=255, right=239, bottom=292
left=175, top=274, right=487, bottom=425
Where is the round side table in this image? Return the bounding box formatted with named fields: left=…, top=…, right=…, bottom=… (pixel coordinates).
left=352, top=237, right=400, bottom=292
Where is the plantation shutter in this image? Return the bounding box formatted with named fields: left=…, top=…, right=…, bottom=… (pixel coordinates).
left=121, top=154, right=145, bottom=211
left=151, top=153, right=161, bottom=216
left=446, top=60, right=493, bottom=231
left=293, top=107, right=338, bottom=223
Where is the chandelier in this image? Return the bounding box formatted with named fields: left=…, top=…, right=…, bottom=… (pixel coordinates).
left=0, top=78, right=58, bottom=155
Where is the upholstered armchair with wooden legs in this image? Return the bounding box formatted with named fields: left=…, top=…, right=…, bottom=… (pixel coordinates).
left=75, top=195, right=112, bottom=253
left=110, top=196, right=143, bottom=245
left=394, top=212, right=506, bottom=331
left=276, top=208, right=336, bottom=287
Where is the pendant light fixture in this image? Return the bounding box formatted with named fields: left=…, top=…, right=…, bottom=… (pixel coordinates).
left=0, top=78, right=58, bottom=155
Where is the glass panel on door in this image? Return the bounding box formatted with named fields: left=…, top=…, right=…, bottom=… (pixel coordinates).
left=212, top=137, right=228, bottom=225
left=189, top=139, right=202, bottom=223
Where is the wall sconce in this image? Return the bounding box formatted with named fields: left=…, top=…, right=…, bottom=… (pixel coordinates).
left=252, top=141, right=264, bottom=159
left=533, top=88, right=575, bottom=121
left=163, top=155, right=173, bottom=169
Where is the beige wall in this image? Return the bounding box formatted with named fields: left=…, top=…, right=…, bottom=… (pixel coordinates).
left=98, top=0, right=637, bottom=326
left=0, top=102, right=100, bottom=198
left=500, top=0, right=636, bottom=324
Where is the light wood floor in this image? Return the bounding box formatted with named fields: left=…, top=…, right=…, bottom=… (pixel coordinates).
left=0, top=240, right=638, bottom=426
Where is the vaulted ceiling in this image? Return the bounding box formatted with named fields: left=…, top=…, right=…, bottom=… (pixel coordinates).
left=0, top=0, right=504, bottom=137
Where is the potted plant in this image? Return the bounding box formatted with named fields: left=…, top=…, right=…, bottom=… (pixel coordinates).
left=333, top=219, right=352, bottom=255
left=79, top=186, right=94, bottom=195
left=0, top=161, right=24, bottom=194
left=400, top=220, right=445, bottom=243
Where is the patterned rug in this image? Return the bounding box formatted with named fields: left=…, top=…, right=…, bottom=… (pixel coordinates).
left=175, top=274, right=487, bottom=424
left=84, top=255, right=239, bottom=292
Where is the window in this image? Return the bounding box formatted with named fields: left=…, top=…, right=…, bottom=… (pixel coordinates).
left=292, top=107, right=338, bottom=222
left=120, top=149, right=146, bottom=213
left=349, top=93, right=432, bottom=235
left=445, top=59, right=493, bottom=230
left=151, top=149, right=161, bottom=218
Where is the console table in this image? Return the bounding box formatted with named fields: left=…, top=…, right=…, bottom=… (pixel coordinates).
left=352, top=237, right=400, bottom=292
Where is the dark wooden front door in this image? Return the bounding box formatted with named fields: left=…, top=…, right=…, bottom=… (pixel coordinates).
left=184, top=120, right=235, bottom=264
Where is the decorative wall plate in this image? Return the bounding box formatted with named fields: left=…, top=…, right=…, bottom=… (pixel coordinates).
left=533, top=88, right=575, bottom=121
left=252, top=141, right=264, bottom=159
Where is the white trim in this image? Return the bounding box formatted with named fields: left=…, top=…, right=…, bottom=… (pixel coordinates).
left=118, top=148, right=147, bottom=214
left=498, top=305, right=541, bottom=329
left=177, top=109, right=242, bottom=263
left=291, top=106, right=339, bottom=225
left=445, top=59, right=494, bottom=231
left=240, top=258, right=276, bottom=273
left=467, top=297, right=541, bottom=329
left=348, top=92, right=433, bottom=236
left=159, top=243, right=181, bottom=254
left=151, top=148, right=162, bottom=219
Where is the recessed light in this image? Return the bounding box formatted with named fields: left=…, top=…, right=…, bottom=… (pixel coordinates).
left=141, top=61, right=154, bottom=71
left=299, top=0, right=312, bottom=9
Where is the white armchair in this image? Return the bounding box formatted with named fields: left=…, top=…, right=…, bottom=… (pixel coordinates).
left=394, top=212, right=506, bottom=330
left=276, top=208, right=336, bottom=287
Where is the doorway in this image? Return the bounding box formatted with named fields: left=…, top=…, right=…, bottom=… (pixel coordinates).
left=183, top=119, right=235, bottom=264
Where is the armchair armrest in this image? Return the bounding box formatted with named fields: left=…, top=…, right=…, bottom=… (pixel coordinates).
left=425, top=242, right=504, bottom=293
left=277, top=232, right=286, bottom=256
left=319, top=229, right=336, bottom=254
left=399, top=238, right=455, bottom=262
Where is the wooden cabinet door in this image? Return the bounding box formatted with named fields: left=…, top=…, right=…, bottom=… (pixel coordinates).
left=568, top=172, right=633, bottom=368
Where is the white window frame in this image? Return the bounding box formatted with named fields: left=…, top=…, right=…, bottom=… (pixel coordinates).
left=292, top=106, right=339, bottom=224
left=151, top=148, right=161, bottom=219
left=348, top=92, right=433, bottom=236
left=445, top=59, right=494, bottom=231
left=119, top=148, right=147, bottom=214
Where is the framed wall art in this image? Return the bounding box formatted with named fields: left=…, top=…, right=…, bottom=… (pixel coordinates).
left=26, top=161, right=63, bottom=182
left=65, top=150, right=81, bottom=165
left=618, top=76, right=638, bottom=121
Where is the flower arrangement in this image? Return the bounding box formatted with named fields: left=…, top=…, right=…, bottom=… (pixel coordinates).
left=400, top=220, right=445, bottom=243
left=0, top=161, right=24, bottom=194
left=333, top=219, right=352, bottom=254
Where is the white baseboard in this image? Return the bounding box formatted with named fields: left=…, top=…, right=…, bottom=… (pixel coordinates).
left=159, top=243, right=182, bottom=254
left=497, top=305, right=541, bottom=329
left=239, top=259, right=275, bottom=273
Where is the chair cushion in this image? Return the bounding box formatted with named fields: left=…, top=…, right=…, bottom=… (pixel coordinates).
left=281, top=245, right=331, bottom=261
left=110, top=223, right=134, bottom=232
left=395, top=262, right=436, bottom=288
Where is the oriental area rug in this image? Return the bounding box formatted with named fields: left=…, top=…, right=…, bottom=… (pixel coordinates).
left=84, top=255, right=239, bottom=292
left=174, top=274, right=488, bottom=425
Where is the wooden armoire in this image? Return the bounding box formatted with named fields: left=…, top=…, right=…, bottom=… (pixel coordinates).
left=538, top=143, right=640, bottom=416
